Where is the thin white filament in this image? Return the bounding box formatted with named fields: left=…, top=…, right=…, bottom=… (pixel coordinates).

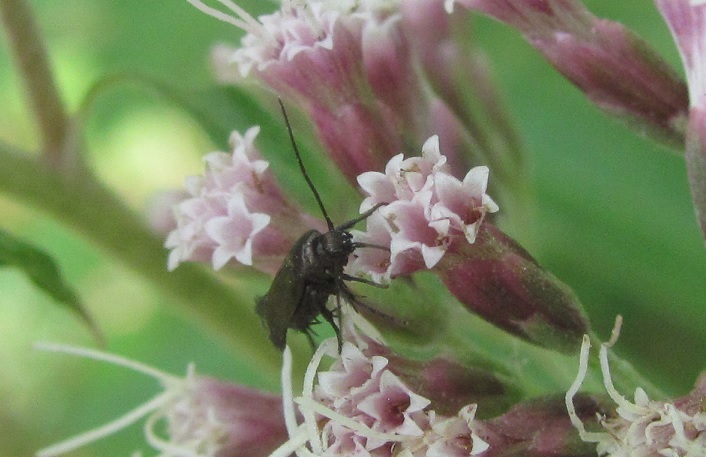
left=216, top=0, right=265, bottom=32
left=184, top=0, right=251, bottom=30
left=598, top=317, right=646, bottom=414
left=302, top=339, right=336, bottom=454
left=564, top=335, right=605, bottom=442
left=36, top=392, right=171, bottom=457
left=347, top=304, right=386, bottom=344
left=281, top=346, right=300, bottom=438
left=144, top=413, right=202, bottom=457
left=33, top=341, right=178, bottom=385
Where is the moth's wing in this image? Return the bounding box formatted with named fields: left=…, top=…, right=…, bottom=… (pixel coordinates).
left=255, top=231, right=318, bottom=350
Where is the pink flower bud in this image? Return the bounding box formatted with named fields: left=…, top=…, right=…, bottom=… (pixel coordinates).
left=481, top=394, right=606, bottom=457
left=656, top=0, right=706, bottom=240
left=401, top=0, right=525, bottom=187
left=361, top=12, right=427, bottom=133
left=452, top=0, right=689, bottom=146
left=437, top=223, right=589, bottom=354
left=310, top=101, right=403, bottom=180
left=194, top=2, right=450, bottom=184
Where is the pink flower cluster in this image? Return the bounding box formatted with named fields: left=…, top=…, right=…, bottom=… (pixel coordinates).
left=285, top=337, right=489, bottom=457
left=203, top=0, right=439, bottom=182
left=165, top=127, right=322, bottom=274
left=348, top=135, right=498, bottom=283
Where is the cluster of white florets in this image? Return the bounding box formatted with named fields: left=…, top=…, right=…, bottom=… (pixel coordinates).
left=348, top=135, right=498, bottom=283
left=566, top=319, right=706, bottom=457
left=275, top=333, right=489, bottom=457
left=165, top=127, right=322, bottom=274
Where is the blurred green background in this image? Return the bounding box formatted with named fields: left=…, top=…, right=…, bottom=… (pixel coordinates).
left=1, top=0, right=704, bottom=456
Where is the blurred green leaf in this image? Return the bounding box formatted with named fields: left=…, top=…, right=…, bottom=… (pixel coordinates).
left=0, top=227, right=99, bottom=340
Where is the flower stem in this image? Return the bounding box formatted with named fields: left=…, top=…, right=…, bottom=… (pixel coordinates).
left=0, top=0, right=70, bottom=168
left=0, top=141, right=284, bottom=385
left=0, top=0, right=295, bottom=384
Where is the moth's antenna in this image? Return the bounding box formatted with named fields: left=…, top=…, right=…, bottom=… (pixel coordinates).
left=278, top=98, right=335, bottom=231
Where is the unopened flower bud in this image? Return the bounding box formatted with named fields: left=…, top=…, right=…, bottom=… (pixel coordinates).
left=437, top=223, right=589, bottom=354
left=401, top=0, right=524, bottom=180
left=656, top=0, right=706, bottom=240
left=452, top=0, right=689, bottom=146
left=310, top=101, right=403, bottom=179
left=480, top=394, right=606, bottom=457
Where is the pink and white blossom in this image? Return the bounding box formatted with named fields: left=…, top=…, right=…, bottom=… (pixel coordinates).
left=275, top=328, right=489, bottom=457
left=35, top=343, right=288, bottom=457
left=349, top=135, right=498, bottom=282
left=165, top=126, right=323, bottom=274
left=191, top=0, right=438, bottom=182
left=204, top=194, right=271, bottom=269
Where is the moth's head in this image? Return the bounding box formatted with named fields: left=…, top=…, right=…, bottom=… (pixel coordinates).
left=318, top=229, right=355, bottom=258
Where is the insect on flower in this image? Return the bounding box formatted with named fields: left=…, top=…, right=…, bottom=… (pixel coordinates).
left=255, top=99, right=388, bottom=352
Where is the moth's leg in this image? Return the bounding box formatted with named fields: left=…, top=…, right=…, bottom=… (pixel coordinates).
left=340, top=284, right=407, bottom=326
left=342, top=274, right=388, bottom=289
left=352, top=242, right=390, bottom=252
left=303, top=328, right=317, bottom=352
left=320, top=299, right=342, bottom=353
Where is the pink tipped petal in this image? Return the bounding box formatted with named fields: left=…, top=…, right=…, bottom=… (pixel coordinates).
left=347, top=212, right=394, bottom=283
left=205, top=195, right=271, bottom=269
left=165, top=126, right=325, bottom=273
left=421, top=243, right=448, bottom=269
left=357, top=370, right=430, bottom=443
left=354, top=135, right=498, bottom=275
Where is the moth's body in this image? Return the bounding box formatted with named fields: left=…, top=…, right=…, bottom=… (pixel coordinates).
left=256, top=206, right=382, bottom=350
left=256, top=99, right=386, bottom=352
left=256, top=229, right=354, bottom=350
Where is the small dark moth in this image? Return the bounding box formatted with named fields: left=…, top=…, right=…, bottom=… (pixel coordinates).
left=255, top=99, right=387, bottom=352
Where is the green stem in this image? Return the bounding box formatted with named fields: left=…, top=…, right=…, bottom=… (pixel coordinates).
left=0, top=0, right=70, bottom=167
left=0, top=0, right=312, bottom=388
left=0, top=143, right=283, bottom=385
